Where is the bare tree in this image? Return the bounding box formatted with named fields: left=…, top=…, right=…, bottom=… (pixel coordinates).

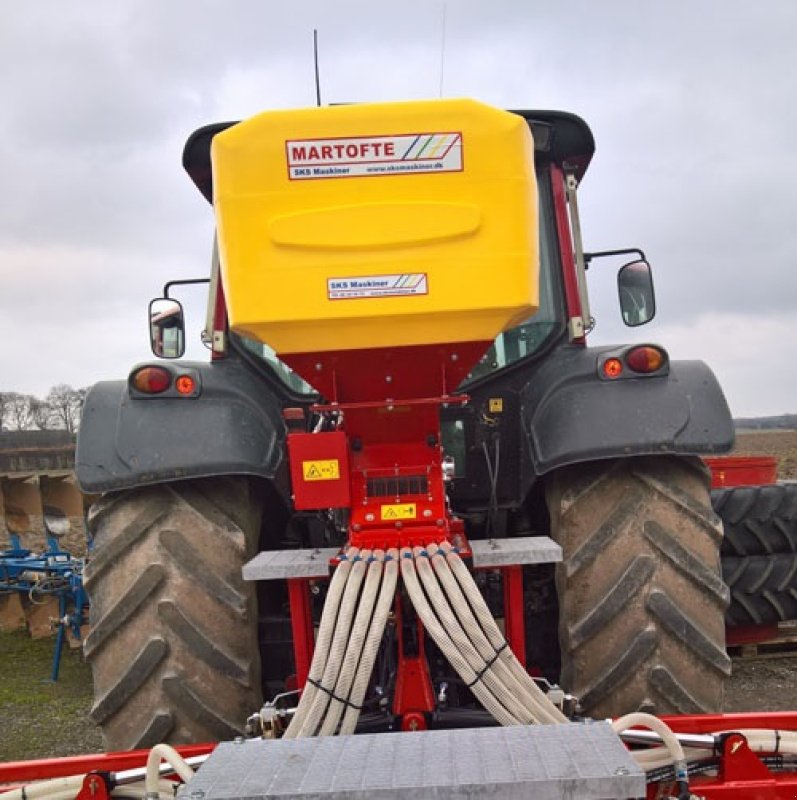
left=3, top=393, right=35, bottom=430
left=0, top=392, right=9, bottom=431
left=46, top=384, right=87, bottom=433
left=30, top=397, right=54, bottom=430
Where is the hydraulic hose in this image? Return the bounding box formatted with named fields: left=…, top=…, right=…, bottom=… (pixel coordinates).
left=399, top=547, right=520, bottom=726
left=145, top=744, right=195, bottom=795
left=340, top=548, right=400, bottom=735
left=298, top=549, right=371, bottom=737
left=284, top=546, right=358, bottom=738
left=0, top=776, right=85, bottom=800
left=318, top=550, right=384, bottom=736
left=612, top=712, right=689, bottom=797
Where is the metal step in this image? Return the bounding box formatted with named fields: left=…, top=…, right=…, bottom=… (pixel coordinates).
left=470, top=536, right=561, bottom=567
left=242, top=537, right=561, bottom=582
left=178, top=722, right=643, bottom=800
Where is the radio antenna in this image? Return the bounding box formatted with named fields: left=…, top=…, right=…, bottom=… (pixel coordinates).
left=438, top=4, right=447, bottom=97
left=313, top=29, right=322, bottom=106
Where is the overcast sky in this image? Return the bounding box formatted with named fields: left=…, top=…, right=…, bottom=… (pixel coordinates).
left=1, top=1, right=795, bottom=417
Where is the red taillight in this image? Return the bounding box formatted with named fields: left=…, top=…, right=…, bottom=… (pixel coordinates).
left=626, top=346, right=666, bottom=374
left=602, top=358, right=623, bottom=379
left=132, top=366, right=171, bottom=394
left=175, top=375, right=196, bottom=395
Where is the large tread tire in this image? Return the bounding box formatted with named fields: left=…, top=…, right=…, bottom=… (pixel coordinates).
left=83, top=477, right=263, bottom=750
left=713, top=484, right=797, bottom=556
left=546, top=456, right=730, bottom=718
left=723, top=553, right=797, bottom=625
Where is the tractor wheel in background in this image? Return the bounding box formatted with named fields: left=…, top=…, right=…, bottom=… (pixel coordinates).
left=83, top=477, right=263, bottom=750
left=546, top=456, right=731, bottom=719
left=723, top=553, right=797, bottom=626
left=713, top=484, right=797, bottom=556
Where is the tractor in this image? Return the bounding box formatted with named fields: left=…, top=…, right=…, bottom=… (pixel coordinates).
left=74, top=99, right=736, bottom=754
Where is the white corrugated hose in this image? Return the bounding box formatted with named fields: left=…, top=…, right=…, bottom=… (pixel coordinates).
left=286, top=541, right=569, bottom=736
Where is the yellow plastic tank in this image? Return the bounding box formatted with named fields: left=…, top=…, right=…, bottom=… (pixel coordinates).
left=212, top=98, right=538, bottom=355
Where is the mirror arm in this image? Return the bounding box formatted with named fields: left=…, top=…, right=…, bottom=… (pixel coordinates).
left=163, top=277, right=210, bottom=298
left=583, top=247, right=646, bottom=267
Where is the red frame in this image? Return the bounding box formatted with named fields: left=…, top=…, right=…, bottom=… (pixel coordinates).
left=549, top=162, right=585, bottom=345
left=0, top=744, right=213, bottom=785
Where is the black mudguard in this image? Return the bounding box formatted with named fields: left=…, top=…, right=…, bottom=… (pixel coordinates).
left=76, top=358, right=286, bottom=493
left=521, top=345, right=734, bottom=475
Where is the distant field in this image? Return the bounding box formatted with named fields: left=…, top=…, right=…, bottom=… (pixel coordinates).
left=734, top=429, right=797, bottom=480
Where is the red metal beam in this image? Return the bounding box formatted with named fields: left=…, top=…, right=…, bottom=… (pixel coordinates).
left=0, top=744, right=214, bottom=785
left=287, top=578, right=315, bottom=691
left=502, top=565, right=526, bottom=668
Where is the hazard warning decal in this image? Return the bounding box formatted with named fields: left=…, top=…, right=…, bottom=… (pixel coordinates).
left=286, top=132, right=463, bottom=180
left=302, top=460, right=340, bottom=481
left=327, top=273, right=428, bottom=300
left=381, top=503, right=416, bottom=521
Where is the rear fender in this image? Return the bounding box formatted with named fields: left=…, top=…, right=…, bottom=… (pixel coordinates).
left=76, top=358, right=287, bottom=493
left=522, top=345, right=734, bottom=475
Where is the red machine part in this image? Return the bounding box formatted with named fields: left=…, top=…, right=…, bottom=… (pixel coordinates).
left=502, top=565, right=526, bottom=668
left=392, top=595, right=435, bottom=728
left=649, top=712, right=797, bottom=800
left=288, top=430, right=351, bottom=510
left=76, top=773, right=112, bottom=800
left=283, top=339, right=487, bottom=552
left=704, top=455, right=778, bottom=489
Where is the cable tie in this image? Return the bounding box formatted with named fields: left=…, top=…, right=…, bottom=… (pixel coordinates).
left=466, top=642, right=509, bottom=688
left=306, top=677, right=363, bottom=711
left=419, top=549, right=429, bottom=558
left=367, top=555, right=376, bottom=563
left=352, top=555, right=362, bottom=562
left=402, top=552, right=413, bottom=559
left=775, top=730, right=781, bottom=754
left=384, top=554, right=393, bottom=561
left=451, top=547, right=460, bottom=554
left=338, top=554, right=348, bottom=561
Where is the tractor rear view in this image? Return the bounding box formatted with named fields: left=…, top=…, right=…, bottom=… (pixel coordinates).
left=56, top=98, right=797, bottom=798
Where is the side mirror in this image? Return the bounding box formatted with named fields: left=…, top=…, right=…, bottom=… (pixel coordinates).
left=617, top=260, right=656, bottom=327
left=149, top=298, right=185, bottom=358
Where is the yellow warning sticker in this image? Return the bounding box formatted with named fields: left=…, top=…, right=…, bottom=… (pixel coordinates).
left=488, top=397, right=504, bottom=413
left=302, top=460, right=340, bottom=481
left=380, top=503, right=416, bottom=521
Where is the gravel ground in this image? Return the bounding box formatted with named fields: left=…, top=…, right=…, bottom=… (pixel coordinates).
left=725, top=657, right=797, bottom=712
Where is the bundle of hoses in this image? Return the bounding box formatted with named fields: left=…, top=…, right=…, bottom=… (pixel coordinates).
left=285, top=542, right=567, bottom=738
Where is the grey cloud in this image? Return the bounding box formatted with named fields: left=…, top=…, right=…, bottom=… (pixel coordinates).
left=1, top=0, right=796, bottom=416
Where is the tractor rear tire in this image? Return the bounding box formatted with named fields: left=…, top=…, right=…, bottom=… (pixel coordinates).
left=83, top=477, right=263, bottom=750
left=713, top=484, right=797, bottom=556
left=723, top=553, right=797, bottom=626
left=546, top=456, right=731, bottom=718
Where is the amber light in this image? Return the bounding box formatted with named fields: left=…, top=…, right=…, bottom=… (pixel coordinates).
left=626, top=346, right=666, bottom=374
left=602, top=358, right=623, bottom=379
left=132, top=366, right=171, bottom=394
left=175, top=375, right=196, bottom=395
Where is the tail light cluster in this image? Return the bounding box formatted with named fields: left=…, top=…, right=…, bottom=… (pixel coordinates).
left=600, top=345, right=668, bottom=381
left=130, top=366, right=200, bottom=397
